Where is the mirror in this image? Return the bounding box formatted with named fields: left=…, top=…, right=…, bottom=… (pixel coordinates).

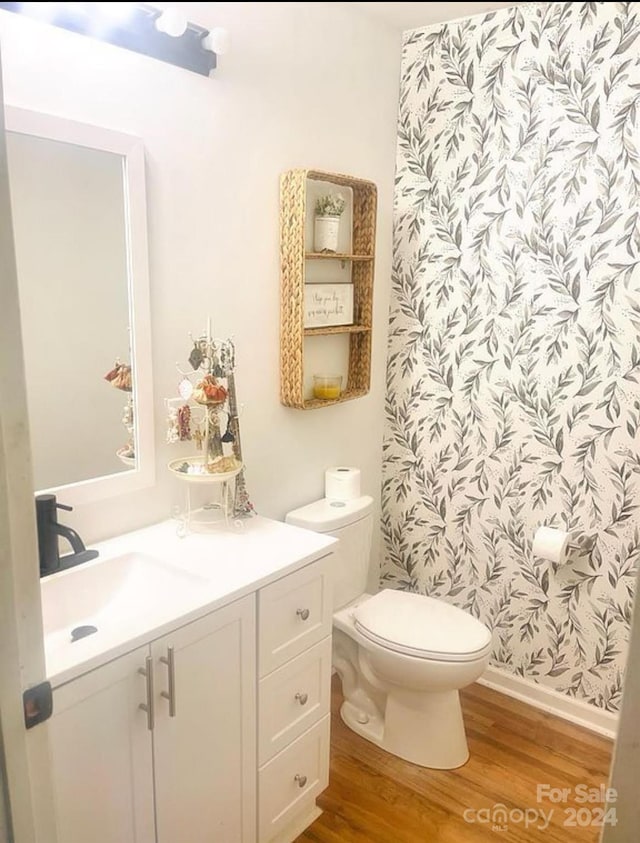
left=5, top=108, right=154, bottom=503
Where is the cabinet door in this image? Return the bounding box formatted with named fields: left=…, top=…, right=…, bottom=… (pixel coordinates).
left=49, top=647, right=155, bottom=843
left=152, top=595, right=256, bottom=843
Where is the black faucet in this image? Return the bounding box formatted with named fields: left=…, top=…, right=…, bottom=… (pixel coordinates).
left=36, top=494, right=99, bottom=577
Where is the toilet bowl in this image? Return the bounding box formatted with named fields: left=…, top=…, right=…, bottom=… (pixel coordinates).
left=333, top=591, right=491, bottom=768
left=285, top=495, right=493, bottom=770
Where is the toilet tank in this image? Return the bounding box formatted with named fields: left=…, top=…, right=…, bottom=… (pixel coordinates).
left=285, top=496, right=373, bottom=610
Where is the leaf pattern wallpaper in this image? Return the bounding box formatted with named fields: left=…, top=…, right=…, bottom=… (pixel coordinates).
left=383, top=1, right=640, bottom=712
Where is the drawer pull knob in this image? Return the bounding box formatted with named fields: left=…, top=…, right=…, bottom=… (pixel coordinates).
left=295, top=692, right=308, bottom=706
left=294, top=774, right=307, bottom=788
left=296, top=608, right=310, bottom=621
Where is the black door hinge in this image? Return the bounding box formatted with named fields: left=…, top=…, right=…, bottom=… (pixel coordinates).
left=23, top=681, right=53, bottom=729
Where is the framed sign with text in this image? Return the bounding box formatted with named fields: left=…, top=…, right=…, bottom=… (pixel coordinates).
left=303, top=283, right=354, bottom=328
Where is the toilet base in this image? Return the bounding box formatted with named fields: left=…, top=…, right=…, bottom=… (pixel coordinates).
left=340, top=698, right=384, bottom=745
left=341, top=688, right=469, bottom=770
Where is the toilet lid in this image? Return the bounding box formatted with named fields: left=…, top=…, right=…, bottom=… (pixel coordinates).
left=353, top=590, right=492, bottom=662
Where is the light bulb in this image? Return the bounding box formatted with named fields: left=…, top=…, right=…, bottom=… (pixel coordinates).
left=155, top=8, right=188, bottom=37
left=202, top=27, right=230, bottom=55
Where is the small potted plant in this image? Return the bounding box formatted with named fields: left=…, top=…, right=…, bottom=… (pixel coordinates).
left=314, top=193, right=346, bottom=253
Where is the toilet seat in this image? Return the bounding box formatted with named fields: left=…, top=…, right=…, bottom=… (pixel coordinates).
left=353, top=589, right=492, bottom=663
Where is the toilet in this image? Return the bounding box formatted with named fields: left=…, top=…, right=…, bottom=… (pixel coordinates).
left=285, top=495, right=492, bottom=770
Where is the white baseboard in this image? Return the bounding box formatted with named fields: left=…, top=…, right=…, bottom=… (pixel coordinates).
left=477, top=665, right=619, bottom=740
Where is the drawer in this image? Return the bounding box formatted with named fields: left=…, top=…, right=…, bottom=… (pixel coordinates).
left=258, top=715, right=330, bottom=843
left=258, top=556, right=332, bottom=676
left=259, top=636, right=332, bottom=765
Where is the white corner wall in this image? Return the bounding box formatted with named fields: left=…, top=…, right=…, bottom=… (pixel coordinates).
left=0, top=2, right=400, bottom=559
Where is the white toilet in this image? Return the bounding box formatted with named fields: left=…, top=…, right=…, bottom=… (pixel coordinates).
left=285, top=495, right=492, bottom=770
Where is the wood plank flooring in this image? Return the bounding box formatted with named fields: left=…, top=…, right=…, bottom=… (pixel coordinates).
left=296, top=677, right=613, bottom=842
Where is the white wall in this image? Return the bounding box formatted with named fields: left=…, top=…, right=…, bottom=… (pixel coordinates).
left=0, top=3, right=400, bottom=568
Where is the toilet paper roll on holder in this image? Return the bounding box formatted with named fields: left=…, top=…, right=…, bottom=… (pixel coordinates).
left=532, top=525, right=576, bottom=564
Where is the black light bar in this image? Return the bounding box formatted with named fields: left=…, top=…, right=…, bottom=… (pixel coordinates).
left=0, top=2, right=218, bottom=76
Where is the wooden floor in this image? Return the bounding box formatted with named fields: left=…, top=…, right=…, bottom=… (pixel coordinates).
left=296, top=677, right=613, bottom=842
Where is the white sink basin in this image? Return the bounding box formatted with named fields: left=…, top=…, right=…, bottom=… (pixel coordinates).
left=41, top=552, right=210, bottom=676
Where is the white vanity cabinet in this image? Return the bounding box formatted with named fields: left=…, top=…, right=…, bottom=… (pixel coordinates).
left=46, top=545, right=335, bottom=843
left=49, top=594, right=256, bottom=843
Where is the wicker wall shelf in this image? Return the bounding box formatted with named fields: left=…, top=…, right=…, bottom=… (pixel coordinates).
left=302, top=387, right=369, bottom=410
left=305, top=253, right=374, bottom=262
left=304, top=325, right=371, bottom=337
left=280, top=168, right=377, bottom=410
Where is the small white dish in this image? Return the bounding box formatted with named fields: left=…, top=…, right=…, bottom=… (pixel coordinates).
left=116, top=447, right=136, bottom=466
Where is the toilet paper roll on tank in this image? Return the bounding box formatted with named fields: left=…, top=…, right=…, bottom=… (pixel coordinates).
left=532, top=526, right=570, bottom=564
left=325, top=467, right=361, bottom=502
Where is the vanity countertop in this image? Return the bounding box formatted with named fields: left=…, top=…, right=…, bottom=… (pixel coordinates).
left=42, top=515, right=336, bottom=687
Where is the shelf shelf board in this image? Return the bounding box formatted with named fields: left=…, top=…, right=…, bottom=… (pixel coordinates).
left=305, top=252, right=373, bottom=262
left=302, top=387, right=369, bottom=410
left=304, top=324, right=371, bottom=337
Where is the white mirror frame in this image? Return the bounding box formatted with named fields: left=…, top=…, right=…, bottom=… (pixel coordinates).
left=4, top=106, right=155, bottom=504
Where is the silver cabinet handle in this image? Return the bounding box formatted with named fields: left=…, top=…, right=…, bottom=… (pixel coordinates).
left=296, top=608, right=310, bottom=621
left=160, top=646, right=176, bottom=717
left=138, top=656, right=154, bottom=731
left=295, top=692, right=308, bottom=706
left=294, top=774, right=307, bottom=788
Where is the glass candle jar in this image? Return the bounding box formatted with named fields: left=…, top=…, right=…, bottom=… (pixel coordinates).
left=313, top=375, right=343, bottom=400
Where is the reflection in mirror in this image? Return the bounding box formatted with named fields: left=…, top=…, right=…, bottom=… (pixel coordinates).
left=8, top=133, right=131, bottom=489
left=5, top=108, right=154, bottom=503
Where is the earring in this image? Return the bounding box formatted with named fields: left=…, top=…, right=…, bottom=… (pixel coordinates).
left=166, top=407, right=179, bottom=443
left=177, top=405, right=192, bottom=441
left=211, top=347, right=223, bottom=378
left=122, top=401, right=133, bottom=427
left=221, top=418, right=235, bottom=443
left=112, top=364, right=132, bottom=392
left=104, top=361, right=121, bottom=382
left=219, top=343, right=228, bottom=374
left=189, top=342, right=203, bottom=370
left=178, top=377, right=193, bottom=400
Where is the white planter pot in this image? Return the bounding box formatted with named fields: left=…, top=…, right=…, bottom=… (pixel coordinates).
left=314, top=215, right=340, bottom=253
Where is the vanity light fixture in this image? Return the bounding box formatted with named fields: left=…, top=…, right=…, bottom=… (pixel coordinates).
left=0, top=2, right=228, bottom=76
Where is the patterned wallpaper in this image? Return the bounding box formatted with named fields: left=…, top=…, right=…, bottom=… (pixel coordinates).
left=382, top=1, right=640, bottom=712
